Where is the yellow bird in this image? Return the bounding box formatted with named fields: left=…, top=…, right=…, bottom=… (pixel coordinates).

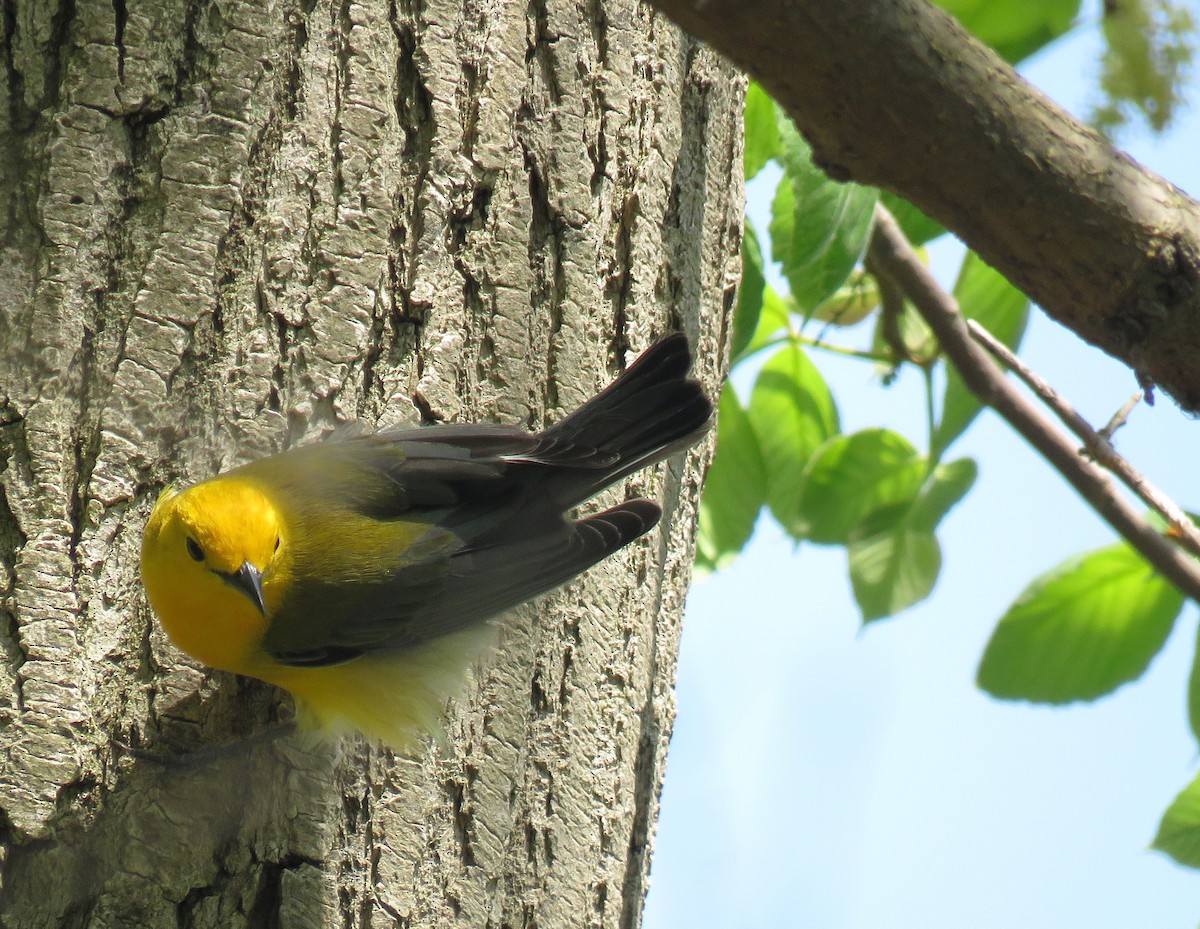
left=141, top=334, right=711, bottom=749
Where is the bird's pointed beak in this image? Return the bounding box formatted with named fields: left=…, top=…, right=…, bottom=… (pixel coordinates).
left=219, top=561, right=267, bottom=617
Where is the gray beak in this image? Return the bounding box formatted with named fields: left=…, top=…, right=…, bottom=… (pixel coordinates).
left=218, top=561, right=267, bottom=617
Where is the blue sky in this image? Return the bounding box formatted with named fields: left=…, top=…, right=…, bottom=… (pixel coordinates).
left=645, top=10, right=1200, bottom=929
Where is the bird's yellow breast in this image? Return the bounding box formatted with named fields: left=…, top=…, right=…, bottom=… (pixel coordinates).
left=254, top=624, right=496, bottom=751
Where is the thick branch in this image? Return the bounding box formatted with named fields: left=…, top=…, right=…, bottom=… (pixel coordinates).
left=868, top=207, right=1200, bottom=603
left=643, top=0, right=1200, bottom=411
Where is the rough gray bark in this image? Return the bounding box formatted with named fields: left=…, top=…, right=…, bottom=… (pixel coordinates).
left=643, top=0, right=1200, bottom=412
left=0, top=1, right=741, bottom=925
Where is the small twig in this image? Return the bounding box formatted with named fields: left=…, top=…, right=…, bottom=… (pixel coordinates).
left=1099, top=392, right=1142, bottom=441
left=864, top=251, right=929, bottom=369
left=967, top=320, right=1200, bottom=559
left=868, top=204, right=1200, bottom=603
left=799, top=335, right=892, bottom=363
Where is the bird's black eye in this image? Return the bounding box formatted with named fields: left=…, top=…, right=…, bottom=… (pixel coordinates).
left=274, top=536, right=281, bottom=553
left=186, top=537, right=205, bottom=562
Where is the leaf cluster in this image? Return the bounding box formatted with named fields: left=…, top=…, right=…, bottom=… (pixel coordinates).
left=699, top=0, right=1200, bottom=872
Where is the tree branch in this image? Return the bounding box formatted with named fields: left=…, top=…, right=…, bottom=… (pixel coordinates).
left=642, top=0, right=1200, bottom=411
left=867, top=206, right=1200, bottom=603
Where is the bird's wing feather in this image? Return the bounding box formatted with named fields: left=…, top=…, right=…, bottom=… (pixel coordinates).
left=265, top=500, right=660, bottom=667
left=256, top=432, right=659, bottom=666
left=267, top=425, right=617, bottom=519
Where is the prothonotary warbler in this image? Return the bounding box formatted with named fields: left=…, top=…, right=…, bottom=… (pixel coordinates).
left=140, top=334, right=712, bottom=749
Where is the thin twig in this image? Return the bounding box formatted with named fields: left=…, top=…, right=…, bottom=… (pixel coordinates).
left=868, top=204, right=1200, bottom=603
left=967, top=320, right=1200, bottom=559
left=1100, top=392, right=1142, bottom=441
left=863, top=250, right=934, bottom=368
left=799, top=335, right=891, bottom=363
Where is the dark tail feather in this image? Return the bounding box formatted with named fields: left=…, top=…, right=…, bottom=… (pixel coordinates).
left=541, top=333, right=712, bottom=507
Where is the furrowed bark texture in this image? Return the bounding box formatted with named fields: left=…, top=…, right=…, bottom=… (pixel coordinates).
left=0, top=0, right=741, bottom=925
left=644, top=0, right=1200, bottom=411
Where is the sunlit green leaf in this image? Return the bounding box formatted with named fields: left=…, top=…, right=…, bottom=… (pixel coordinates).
left=769, top=171, right=796, bottom=267
left=771, top=116, right=878, bottom=317
left=744, top=82, right=781, bottom=180
left=932, top=252, right=1029, bottom=458
left=795, top=429, right=926, bottom=545
left=844, top=458, right=975, bottom=622
left=1153, top=772, right=1200, bottom=867
left=1187, top=622, right=1200, bottom=745
left=741, top=286, right=791, bottom=361
left=910, top=458, right=978, bottom=533
left=977, top=543, right=1185, bottom=703
left=747, top=344, right=840, bottom=537
left=938, top=0, right=1081, bottom=63
left=811, top=269, right=880, bottom=328
left=849, top=513, right=942, bottom=623
left=696, top=386, right=767, bottom=574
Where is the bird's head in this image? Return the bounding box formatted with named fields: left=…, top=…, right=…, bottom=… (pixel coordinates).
left=141, top=476, right=284, bottom=673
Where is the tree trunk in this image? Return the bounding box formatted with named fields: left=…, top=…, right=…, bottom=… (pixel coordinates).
left=0, top=1, right=741, bottom=925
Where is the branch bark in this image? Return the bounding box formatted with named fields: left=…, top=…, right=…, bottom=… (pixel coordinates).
left=642, top=0, right=1200, bottom=411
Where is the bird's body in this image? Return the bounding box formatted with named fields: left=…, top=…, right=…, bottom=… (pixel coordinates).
left=141, top=334, right=711, bottom=749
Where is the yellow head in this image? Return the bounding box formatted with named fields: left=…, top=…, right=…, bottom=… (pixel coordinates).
left=141, top=477, right=285, bottom=675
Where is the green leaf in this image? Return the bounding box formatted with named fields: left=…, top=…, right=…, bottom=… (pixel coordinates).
left=1153, top=772, right=1200, bottom=867
left=696, top=385, right=767, bottom=574
left=794, top=429, right=926, bottom=545
left=977, top=543, right=1185, bottom=703
left=910, top=458, right=978, bottom=533
left=938, top=0, right=1081, bottom=64
left=771, top=116, right=878, bottom=317
left=812, top=269, right=880, bottom=328
left=731, top=225, right=767, bottom=363
left=845, top=458, right=975, bottom=622
left=932, top=252, right=1029, bottom=458
left=768, top=170, right=796, bottom=266
left=741, top=285, right=791, bottom=361
left=747, top=343, right=840, bottom=537
left=849, top=519, right=942, bottom=623
left=1187, top=622, right=1200, bottom=745
left=1093, top=0, right=1195, bottom=135
left=743, top=82, right=781, bottom=180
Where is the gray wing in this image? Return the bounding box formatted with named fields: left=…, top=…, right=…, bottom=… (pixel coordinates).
left=257, top=431, right=659, bottom=667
